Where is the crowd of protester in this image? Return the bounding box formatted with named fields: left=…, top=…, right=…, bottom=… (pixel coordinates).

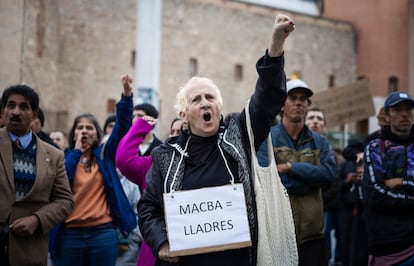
left=1, top=12, right=414, bottom=266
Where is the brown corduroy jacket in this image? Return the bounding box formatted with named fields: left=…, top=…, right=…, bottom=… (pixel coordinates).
left=0, top=128, right=73, bottom=266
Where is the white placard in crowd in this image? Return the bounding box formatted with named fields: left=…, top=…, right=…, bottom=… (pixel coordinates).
left=163, top=184, right=252, bottom=256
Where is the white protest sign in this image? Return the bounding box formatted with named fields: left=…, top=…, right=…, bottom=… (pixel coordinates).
left=163, top=184, right=252, bottom=256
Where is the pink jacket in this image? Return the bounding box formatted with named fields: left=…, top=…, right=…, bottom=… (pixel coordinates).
left=115, top=118, right=155, bottom=266
left=116, top=118, right=153, bottom=190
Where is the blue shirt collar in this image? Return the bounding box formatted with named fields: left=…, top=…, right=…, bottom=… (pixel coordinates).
left=9, top=131, right=33, bottom=149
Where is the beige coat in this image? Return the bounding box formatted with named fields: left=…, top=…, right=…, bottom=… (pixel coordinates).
left=0, top=128, right=73, bottom=266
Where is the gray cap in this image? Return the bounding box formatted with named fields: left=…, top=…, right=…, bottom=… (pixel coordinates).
left=286, top=79, right=313, bottom=97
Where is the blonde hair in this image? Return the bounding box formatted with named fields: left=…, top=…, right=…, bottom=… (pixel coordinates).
left=174, top=77, right=224, bottom=116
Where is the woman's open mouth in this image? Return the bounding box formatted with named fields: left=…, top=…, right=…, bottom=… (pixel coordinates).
left=203, top=113, right=211, bottom=122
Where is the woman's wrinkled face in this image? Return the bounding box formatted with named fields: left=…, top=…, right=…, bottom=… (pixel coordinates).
left=74, top=118, right=98, bottom=150
left=183, top=81, right=222, bottom=137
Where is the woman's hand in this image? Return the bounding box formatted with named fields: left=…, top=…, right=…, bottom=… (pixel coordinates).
left=121, top=74, right=133, bottom=96
left=158, top=242, right=179, bottom=263
left=268, top=14, right=295, bottom=57
left=141, top=115, right=158, bottom=127
left=74, top=132, right=90, bottom=152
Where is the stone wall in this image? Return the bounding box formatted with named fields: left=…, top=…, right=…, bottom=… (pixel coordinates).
left=158, top=0, right=356, bottom=139
left=0, top=0, right=356, bottom=140
left=0, top=0, right=136, bottom=134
